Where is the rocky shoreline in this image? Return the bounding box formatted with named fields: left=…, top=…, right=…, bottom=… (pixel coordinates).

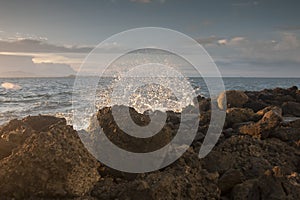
left=0, top=86, right=300, bottom=199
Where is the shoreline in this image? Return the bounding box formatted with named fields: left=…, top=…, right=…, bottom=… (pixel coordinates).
left=0, top=86, right=300, bottom=199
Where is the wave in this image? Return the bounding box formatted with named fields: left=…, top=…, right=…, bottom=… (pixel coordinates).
left=1, top=82, right=22, bottom=90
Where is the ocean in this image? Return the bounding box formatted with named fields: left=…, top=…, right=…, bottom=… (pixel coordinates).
left=0, top=77, right=299, bottom=126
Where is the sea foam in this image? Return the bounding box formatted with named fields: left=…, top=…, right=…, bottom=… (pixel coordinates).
left=1, top=82, right=22, bottom=90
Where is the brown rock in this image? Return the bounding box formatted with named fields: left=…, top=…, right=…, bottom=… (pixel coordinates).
left=207, top=135, right=300, bottom=180
left=225, top=108, right=256, bottom=128
left=218, top=169, right=243, bottom=193
left=257, top=106, right=279, bottom=116
left=197, top=96, right=211, bottom=112
left=0, top=116, right=100, bottom=199
left=0, top=138, right=14, bottom=160
left=282, top=101, right=300, bottom=117
left=202, top=151, right=234, bottom=174
left=231, top=179, right=260, bottom=200
left=218, top=90, right=249, bottom=110
left=239, top=107, right=282, bottom=138
left=93, top=162, right=220, bottom=200
left=97, top=105, right=174, bottom=153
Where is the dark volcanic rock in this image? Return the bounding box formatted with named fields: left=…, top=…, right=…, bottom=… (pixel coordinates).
left=282, top=101, right=300, bottom=117
left=232, top=167, right=300, bottom=200
left=1, top=86, right=300, bottom=199
left=225, top=108, right=257, bottom=128
left=92, top=147, right=221, bottom=200
left=203, top=135, right=300, bottom=179
left=97, top=105, right=174, bottom=153
left=244, top=86, right=299, bottom=110
left=218, top=169, right=243, bottom=193
left=0, top=116, right=100, bottom=199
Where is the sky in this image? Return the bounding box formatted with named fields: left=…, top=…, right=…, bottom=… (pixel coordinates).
left=0, top=0, right=300, bottom=77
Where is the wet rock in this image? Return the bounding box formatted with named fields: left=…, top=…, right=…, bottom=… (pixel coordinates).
left=239, top=107, right=282, bottom=139
left=197, top=96, right=211, bottom=112
left=0, top=116, right=100, bottom=199
left=218, top=90, right=249, bottom=110
left=22, top=115, right=66, bottom=132
left=97, top=105, right=174, bottom=153
left=282, top=101, right=300, bottom=117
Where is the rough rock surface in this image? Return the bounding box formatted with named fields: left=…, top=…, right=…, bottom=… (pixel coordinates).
left=244, top=86, right=300, bottom=112
left=218, top=90, right=249, bottom=110
left=282, top=101, right=300, bottom=117
left=238, top=106, right=283, bottom=138
left=97, top=105, right=175, bottom=153
left=92, top=148, right=221, bottom=200
left=0, top=116, right=100, bottom=199
left=225, top=108, right=257, bottom=128
left=0, top=86, right=300, bottom=199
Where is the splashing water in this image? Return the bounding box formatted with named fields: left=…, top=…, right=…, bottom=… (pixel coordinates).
left=1, top=82, right=22, bottom=90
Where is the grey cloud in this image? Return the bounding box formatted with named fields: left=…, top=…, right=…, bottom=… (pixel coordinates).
left=0, top=39, right=93, bottom=53
left=196, top=36, right=222, bottom=45
left=0, top=54, right=75, bottom=77
left=206, top=32, right=300, bottom=77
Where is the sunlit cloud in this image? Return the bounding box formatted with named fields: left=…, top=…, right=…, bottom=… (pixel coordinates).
left=217, top=39, right=227, bottom=45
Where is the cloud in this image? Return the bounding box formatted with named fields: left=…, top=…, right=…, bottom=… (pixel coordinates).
left=229, top=37, right=246, bottom=45
left=196, top=36, right=222, bottom=46
left=209, top=32, right=300, bottom=75
left=196, top=36, right=246, bottom=46
left=218, top=39, right=227, bottom=45
left=0, top=39, right=93, bottom=53
left=0, top=54, right=75, bottom=77
left=217, top=37, right=246, bottom=46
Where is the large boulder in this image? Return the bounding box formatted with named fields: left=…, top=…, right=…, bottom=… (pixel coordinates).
left=97, top=105, right=174, bottom=153
left=0, top=116, right=100, bottom=199
left=218, top=90, right=249, bottom=110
